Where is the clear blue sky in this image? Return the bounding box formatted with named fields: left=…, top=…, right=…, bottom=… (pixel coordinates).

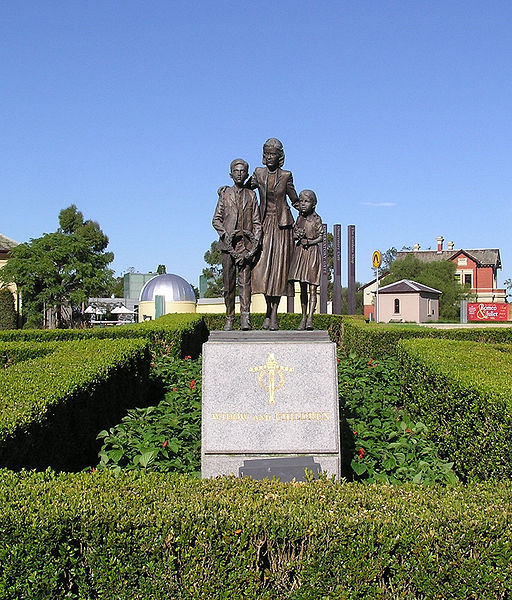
left=2, top=1, right=511, bottom=290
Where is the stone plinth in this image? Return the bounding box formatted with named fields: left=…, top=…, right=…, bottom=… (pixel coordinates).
left=201, top=330, right=340, bottom=480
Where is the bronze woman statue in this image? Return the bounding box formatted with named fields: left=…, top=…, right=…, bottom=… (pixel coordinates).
left=248, top=138, right=299, bottom=330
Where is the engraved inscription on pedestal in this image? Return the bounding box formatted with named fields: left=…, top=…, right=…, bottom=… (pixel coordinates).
left=201, top=331, right=340, bottom=480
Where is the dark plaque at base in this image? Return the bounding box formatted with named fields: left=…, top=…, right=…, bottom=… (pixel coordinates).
left=239, top=456, right=321, bottom=482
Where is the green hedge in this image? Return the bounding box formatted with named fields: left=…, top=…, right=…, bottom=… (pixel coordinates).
left=398, top=338, right=512, bottom=481
left=0, top=313, right=208, bottom=358
left=0, top=338, right=152, bottom=471
left=0, top=341, right=60, bottom=367
left=203, top=313, right=344, bottom=345
left=0, top=470, right=510, bottom=599
left=343, top=317, right=512, bottom=357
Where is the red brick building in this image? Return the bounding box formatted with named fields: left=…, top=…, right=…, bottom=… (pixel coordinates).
left=361, top=236, right=506, bottom=320
left=396, top=236, right=505, bottom=303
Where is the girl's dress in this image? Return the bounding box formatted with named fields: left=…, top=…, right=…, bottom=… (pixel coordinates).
left=288, top=212, right=323, bottom=286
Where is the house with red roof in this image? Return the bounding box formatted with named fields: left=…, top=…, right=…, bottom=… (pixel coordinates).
left=361, top=236, right=506, bottom=320
left=396, top=236, right=505, bottom=303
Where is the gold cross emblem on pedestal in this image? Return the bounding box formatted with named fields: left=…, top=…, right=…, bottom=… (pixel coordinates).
left=249, top=353, right=294, bottom=405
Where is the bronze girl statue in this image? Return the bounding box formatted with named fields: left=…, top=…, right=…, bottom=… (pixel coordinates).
left=288, top=189, right=323, bottom=330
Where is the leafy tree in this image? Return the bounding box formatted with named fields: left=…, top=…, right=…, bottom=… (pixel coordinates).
left=504, top=278, right=512, bottom=300
left=202, top=241, right=223, bottom=298
left=0, top=205, right=115, bottom=328
left=341, top=283, right=364, bottom=315
left=372, top=246, right=397, bottom=280
left=108, top=275, right=125, bottom=298
left=0, top=288, right=17, bottom=330
left=382, top=246, right=397, bottom=270
left=382, top=254, right=465, bottom=320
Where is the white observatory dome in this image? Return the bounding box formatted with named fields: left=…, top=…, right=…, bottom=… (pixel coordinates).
left=139, top=273, right=196, bottom=303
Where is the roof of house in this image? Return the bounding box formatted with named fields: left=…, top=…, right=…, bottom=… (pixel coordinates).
left=396, top=248, right=501, bottom=268
left=377, top=279, right=442, bottom=295
left=358, top=271, right=389, bottom=291
left=0, top=234, right=19, bottom=251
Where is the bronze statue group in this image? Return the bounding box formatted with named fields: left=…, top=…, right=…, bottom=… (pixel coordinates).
left=213, top=138, right=323, bottom=331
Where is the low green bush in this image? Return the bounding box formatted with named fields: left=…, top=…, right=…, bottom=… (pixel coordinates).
left=0, top=338, right=152, bottom=471
left=343, top=317, right=512, bottom=357
left=0, top=470, right=511, bottom=599
left=338, top=354, right=457, bottom=484
left=0, top=313, right=208, bottom=358
left=0, top=341, right=60, bottom=367
left=203, top=313, right=344, bottom=344
left=398, top=338, right=512, bottom=481
left=96, top=355, right=201, bottom=475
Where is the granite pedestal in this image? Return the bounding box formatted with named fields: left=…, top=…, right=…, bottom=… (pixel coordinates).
left=201, top=330, right=340, bottom=480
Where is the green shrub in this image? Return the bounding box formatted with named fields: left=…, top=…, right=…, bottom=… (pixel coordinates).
left=0, top=338, right=152, bottom=471
left=338, top=354, right=457, bottom=484
left=343, top=316, right=512, bottom=358
left=0, top=313, right=208, bottom=358
left=0, top=288, right=16, bottom=330
left=0, top=470, right=511, bottom=599
left=203, top=313, right=344, bottom=345
left=398, top=338, right=512, bottom=481
left=0, top=341, right=60, bottom=367
left=96, top=355, right=201, bottom=475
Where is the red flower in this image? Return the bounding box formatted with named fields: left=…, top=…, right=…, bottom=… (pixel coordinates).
left=353, top=430, right=357, bottom=436
left=172, top=387, right=178, bottom=392
left=184, top=355, right=191, bottom=360
left=162, top=440, right=168, bottom=448
left=190, top=380, right=196, bottom=389
left=368, top=358, right=375, bottom=367
left=358, top=448, right=365, bottom=459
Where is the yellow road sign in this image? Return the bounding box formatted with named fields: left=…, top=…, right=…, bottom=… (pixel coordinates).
left=372, top=250, right=381, bottom=269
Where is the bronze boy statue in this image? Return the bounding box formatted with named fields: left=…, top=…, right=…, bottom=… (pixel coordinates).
left=213, top=159, right=262, bottom=331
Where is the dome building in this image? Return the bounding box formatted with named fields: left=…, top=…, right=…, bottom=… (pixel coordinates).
left=138, top=273, right=196, bottom=320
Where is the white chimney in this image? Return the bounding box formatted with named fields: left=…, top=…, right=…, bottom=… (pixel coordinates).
left=413, top=243, right=421, bottom=251
left=447, top=241, right=454, bottom=251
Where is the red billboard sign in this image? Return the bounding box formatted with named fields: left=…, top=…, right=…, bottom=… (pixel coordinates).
left=467, top=302, right=508, bottom=321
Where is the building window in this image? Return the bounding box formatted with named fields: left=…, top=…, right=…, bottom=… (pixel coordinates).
left=394, top=298, right=400, bottom=314
left=454, top=273, right=461, bottom=285
left=464, top=273, right=472, bottom=287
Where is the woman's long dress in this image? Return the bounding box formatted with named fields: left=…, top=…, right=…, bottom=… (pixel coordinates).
left=251, top=171, right=294, bottom=297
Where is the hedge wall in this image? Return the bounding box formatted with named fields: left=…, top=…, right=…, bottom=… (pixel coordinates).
left=203, top=313, right=344, bottom=345
left=343, top=317, right=512, bottom=357
left=398, top=338, right=512, bottom=482
left=0, top=340, right=59, bottom=367
left=0, top=313, right=208, bottom=358
left=0, top=470, right=510, bottom=599
left=0, top=338, right=152, bottom=471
